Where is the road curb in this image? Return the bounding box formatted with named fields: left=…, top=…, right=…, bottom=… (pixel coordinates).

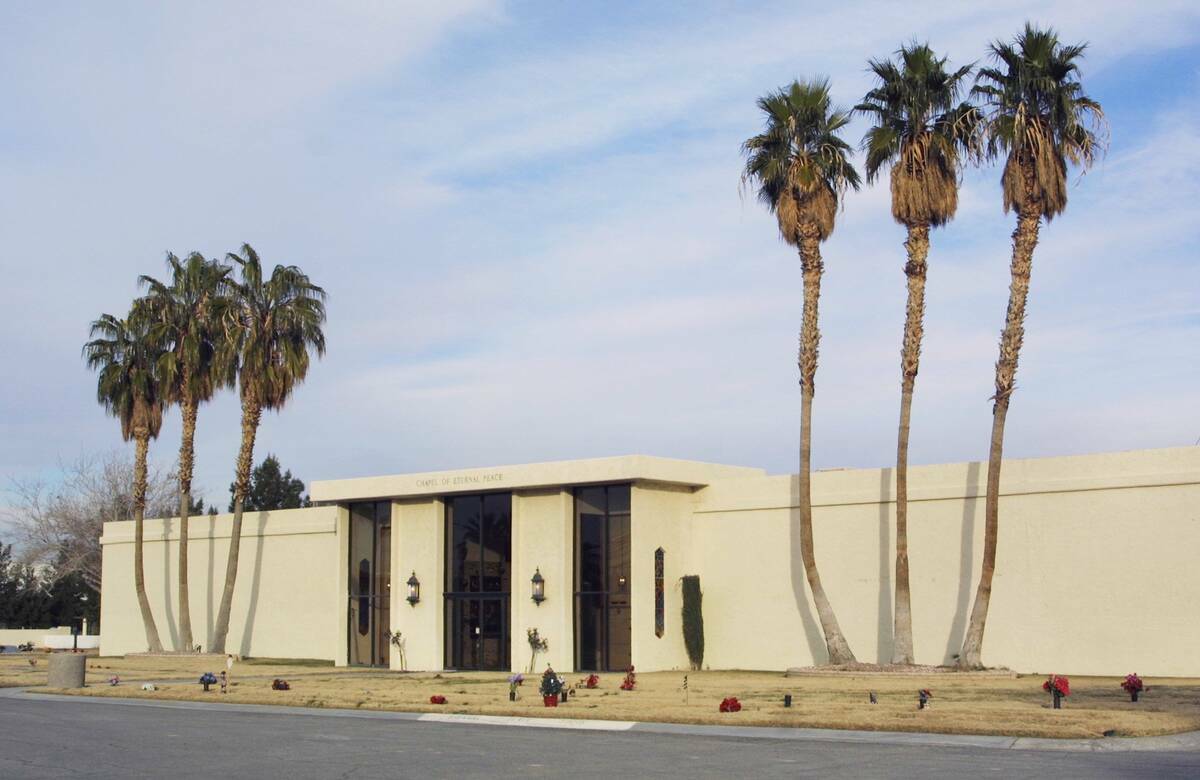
left=5, top=687, right=1199, bottom=753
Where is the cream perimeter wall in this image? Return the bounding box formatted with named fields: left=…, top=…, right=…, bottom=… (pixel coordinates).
left=100, top=447, right=1199, bottom=676
left=688, top=447, right=1200, bottom=676
left=100, top=506, right=342, bottom=659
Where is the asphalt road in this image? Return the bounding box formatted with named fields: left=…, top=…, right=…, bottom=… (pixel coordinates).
left=2, top=694, right=1198, bottom=779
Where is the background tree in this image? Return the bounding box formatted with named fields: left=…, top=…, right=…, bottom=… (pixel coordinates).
left=83, top=312, right=168, bottom=652
left=960, top=24, right=1105, bottom=668
left=227, top=454, right=310, bottom=512
left=211, top=244, right=326, bottom=654
left=742, top=78, right=861, bottom=664
left=6, top=450, right=178, bottom=594
left=855, top=43, right=977, bottom=665
left=138, top=251, right=232, bottom=652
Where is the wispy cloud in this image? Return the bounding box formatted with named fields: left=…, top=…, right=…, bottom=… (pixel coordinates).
left=1, top=1, right=1197, bottom=499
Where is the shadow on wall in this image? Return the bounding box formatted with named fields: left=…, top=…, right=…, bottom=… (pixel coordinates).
left=205, top=527, right=216, bottom=649
left=877, top=467, right=894, bottom=664
left=943, top=461, right=982, bottom=664
left=789, top=474, right=829, bottom=664
left=162, top=516, right=179, bottom=651
left=239, top=514, right=267, bottom=658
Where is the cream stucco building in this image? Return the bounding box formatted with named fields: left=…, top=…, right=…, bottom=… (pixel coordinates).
left=100, top=446, right=1200, bottom=676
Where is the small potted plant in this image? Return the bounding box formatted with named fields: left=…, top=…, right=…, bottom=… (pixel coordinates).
left=540, top=666, right=563, bottom=707
left=1042, top=675, right=1070, bottom=709
left=1121, top=673, right=1145, bottom=702
left=199, top=672, right=218, bottom=692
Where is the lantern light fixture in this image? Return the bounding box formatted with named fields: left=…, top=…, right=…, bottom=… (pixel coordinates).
left=406, top=572, right=420, bottom=606
left=531, top=568, right=546, bottom=606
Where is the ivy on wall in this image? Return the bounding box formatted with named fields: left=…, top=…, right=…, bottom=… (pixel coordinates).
left=681, top=574, right=704, bottom=671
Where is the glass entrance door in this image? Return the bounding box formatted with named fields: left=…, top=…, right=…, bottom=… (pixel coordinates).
left=444, top=493, right=511, bottom=670
left=574, top=485, right=631, bottom=671
left=348, top=501, right=391, bottom=667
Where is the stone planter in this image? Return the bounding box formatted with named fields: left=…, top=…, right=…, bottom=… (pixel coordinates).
left=1131, top=691, right=1139, bottom=703
left=1052, top=691, right=1063, bottom=709
left=47, top=654, right=86, bottom=689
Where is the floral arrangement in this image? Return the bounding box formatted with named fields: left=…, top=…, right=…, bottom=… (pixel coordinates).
left=1122, top=673, right=1145, bottom=701
left=429, top=695, right=447, bottom=705
left=917, top=689, right=933, bottom=709
left=199, top=672, right=218, bottom=691
left=108, top=675, right=120, bottom=687
left=540, top=667, right=564, bottom=698
left=719, top=697, right=742, bottom=713
left=508, top=673, right=525, bottom=686
left=141, top=683, right=156, bottom=692
left=1042, top=675, right=1070, bottom=698
left=619, top=666, right=636, bottom=691
left=271, top=678, right=290, bottom=691
left=584, top=674, right=600, bottom=689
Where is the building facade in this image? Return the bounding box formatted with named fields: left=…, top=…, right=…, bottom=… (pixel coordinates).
left=100, top=446, right=1200, bottom=676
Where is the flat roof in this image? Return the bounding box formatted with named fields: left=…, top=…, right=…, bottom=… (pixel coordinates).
left=308, top=455, right=766, bottom=503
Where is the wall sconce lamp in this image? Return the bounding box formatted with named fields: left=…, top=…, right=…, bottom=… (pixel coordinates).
left=531, top=568, right=546, bottom=606
left=406, top=572, right=420, bottom=606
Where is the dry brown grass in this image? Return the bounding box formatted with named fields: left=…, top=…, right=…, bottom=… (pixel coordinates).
left=9, top=657, right=1199, bottom=740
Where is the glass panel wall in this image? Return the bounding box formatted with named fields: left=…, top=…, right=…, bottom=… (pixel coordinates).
left=347, top=501, right=392, bottom=667
left=574, top=484, right=631, bottom=671
left=444, top=493, right=511, bottom=670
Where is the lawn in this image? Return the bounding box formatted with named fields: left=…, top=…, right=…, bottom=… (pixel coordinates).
left=7, top=655, right=1199, bottom=740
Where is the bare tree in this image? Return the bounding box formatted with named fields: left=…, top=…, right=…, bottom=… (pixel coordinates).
left=5, top=451, right=179, bottom=593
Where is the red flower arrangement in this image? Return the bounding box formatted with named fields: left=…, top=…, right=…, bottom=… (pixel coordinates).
left=429, top=695, right=447, bottom=705
left=719, top=697, right=742, bottom=713
left=1042, top=675, right=1070, bottom=697
left=585, top=674, right=600, bottom=689
left=1122, top=673, right=1145, bottom=701
left=619, top=666, right=636, bottom=691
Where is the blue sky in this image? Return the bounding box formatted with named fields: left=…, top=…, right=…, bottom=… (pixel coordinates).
left=1, top=1, right=1198, bottom=510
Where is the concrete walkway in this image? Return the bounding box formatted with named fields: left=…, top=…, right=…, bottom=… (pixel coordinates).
left=4, top=686, right=1198, bottom=753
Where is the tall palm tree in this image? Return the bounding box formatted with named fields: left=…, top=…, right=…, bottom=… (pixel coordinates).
left=137, top=252, right=233, bottom=652
left=84, top=310, right=167, bottom=652
left=855, top=44, right=978, bottom=665
left=742, top=78, right=861, bottom=665
left=959, top=24, right=1105, bottom=668
left=210, top=244, right=327, bottom=654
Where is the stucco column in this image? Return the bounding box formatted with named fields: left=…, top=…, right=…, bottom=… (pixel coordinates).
left=511, top=489, right=574, bottom=674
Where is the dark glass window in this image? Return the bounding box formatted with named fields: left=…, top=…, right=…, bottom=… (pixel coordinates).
left=574, top=484, right=632, bottom=671
left=445, top=493, right=511, bottom=670
left=347, top=502, right=391, bottom=666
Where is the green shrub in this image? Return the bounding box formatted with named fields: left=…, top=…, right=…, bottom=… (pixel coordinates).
left=681, top=575, right=704, bottom=671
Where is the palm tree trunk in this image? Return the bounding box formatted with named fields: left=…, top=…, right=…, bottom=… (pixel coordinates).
left=210, top=392, right=261, bottom=654
left=797, top=226, right=856, bottom=665
left=959, top=207, right=1041, bottom=669
left=132, top=430, right=164, bottom=653
left=891, top=224, right=929, bottom=665
left=176, top=389, right=197, bottom=652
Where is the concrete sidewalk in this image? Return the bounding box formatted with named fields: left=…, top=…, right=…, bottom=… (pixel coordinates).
left=4, top=686, right=1198, bottom=753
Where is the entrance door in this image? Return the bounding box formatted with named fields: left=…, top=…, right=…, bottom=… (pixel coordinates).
left=574, top=485, right=632, bottom=671
left=444, top=493, right=511, bottom=670
left=348, top=501, right=391, bottom=667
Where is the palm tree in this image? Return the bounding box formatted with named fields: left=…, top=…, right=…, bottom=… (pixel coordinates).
left=855, top=44, right=978, bottom=665
left=959, top=24, right=1105, bottom=668
left=742, top=78, right=861, bottom=665
left=84, top=310, right=167, bottom=652
left=210, top=244, right=327, bottom=654
left=137, top=252, right=233, bottom=652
